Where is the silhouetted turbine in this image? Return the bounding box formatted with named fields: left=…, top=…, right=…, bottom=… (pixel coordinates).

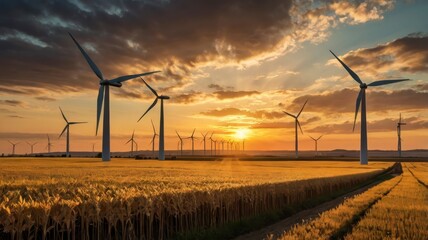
left=59, top=107, right=86, bottom=157
left=283, top=99, right=308, bottom=158
left=397, top=113, right=406, bottom=158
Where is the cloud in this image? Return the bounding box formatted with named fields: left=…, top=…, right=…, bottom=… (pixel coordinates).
left=208, top=84, right=224, bottom=91
left=337, top=33, right=428, bottom=75
left=251, top=116, right=320, bottom=129
left=8, top=115, right=24, bottom=119
left=0, top=0, right=396, bottom=96
left=213, top=90, right=260, bottom=100
left=35, top=96, right=56, bottom=101
left=309, top=117, right=428, bottom=134
left=289, top=88, right=428, bottom=114
left=200, top=107, right=284, bottom=120
left=330, top=0, right=393, bottom=25
left=0, top=99, right=25, bottom=107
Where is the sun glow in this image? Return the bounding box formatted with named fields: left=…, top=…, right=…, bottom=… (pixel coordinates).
left=235, top=128, right=249, bottom=140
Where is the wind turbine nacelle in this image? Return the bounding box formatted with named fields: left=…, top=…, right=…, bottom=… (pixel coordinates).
left=109, top=82, right=122, bottom=87
left=159, top=95, right=170, bottom=99
left=100, top=80, right=122, bottom=87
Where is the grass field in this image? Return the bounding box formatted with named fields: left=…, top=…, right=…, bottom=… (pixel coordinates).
left=0, top=158, right=394, bottom=239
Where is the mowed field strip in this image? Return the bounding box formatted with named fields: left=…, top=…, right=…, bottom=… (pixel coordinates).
left=274, top=162, right=428, bottom=240
left=0, top=158, right=392, bottom=239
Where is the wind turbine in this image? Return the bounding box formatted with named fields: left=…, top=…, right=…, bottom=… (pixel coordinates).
left=330, top=50, right=409, bottom=164
left=283, top=99, right=308, bottom=158
left=126, top=130, right=137, bottom=156
left=309, top=135, right=323, bottom=157
left=176, top=130, right=184, bottom=156
left=201, top=132, right=208, bottom=156
left=8, top=141, right=19, bottom=155
left=59, top=107, right=87, bottom=157
left=26, top=142, right=37, bottom=154
left=209, top=132, right=214, bottom=156
left=138, top=78, right=170, bottom=160
left=149, top=119, right=158, bottom=158
left=46, top=134, right=52, bottom=153
left=187, top=129, right=197, bottom=155
left=397, top=114, right=406, bottom=158
left=69, top=33, right=159, bottom=162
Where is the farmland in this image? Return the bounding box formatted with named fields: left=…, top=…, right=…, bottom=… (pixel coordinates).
left=0, top=158, right=393, bottom=239
left=277, top=163, right=428, bottom=240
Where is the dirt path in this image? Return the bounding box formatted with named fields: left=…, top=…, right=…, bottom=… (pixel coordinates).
left=233, top=177, right=392, bottom=240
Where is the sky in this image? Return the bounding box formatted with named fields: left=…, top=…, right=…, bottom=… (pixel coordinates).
left=0, top=0, right=427, bottom=154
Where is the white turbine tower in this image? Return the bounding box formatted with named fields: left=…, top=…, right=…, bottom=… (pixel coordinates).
left=126, top=130, right=137, bottom=156
left=283, top=99, right=308, bottom=158
left=187, top=129, right=197, bottom=155
left=309, top=135, right=323, bottom=157
left=397, top=114, right=406, bottom=158
left=138, top=79, right=170, bottom=160
left=330, top=50, right=409, bottom=165
left=27, top=142, right=37, bottom=154
left=148, top=119, right=158, bottom=158
left=201, top=132, right=208, bottom=156
left=46, top=134, right=52, bottom=153
left=8, top=141, right=19, bottom=155
left=59, top=107, right=87, bottom=157
left=176, top=130, right=184, bottom=156
left=69, top=33, right=159, bottom=162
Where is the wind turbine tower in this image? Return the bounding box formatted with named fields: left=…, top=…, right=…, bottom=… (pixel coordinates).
left=201, top=132, right=208, bottom=155
left=330, top=50, right=409, bottom=164
left=27, top=142, right=37, bottom=154
left=397, top=114, right=406, bottom=158
left=69, top=33, right=159, bottom=162
left=309, top=135, right=323, bottom=157
left=59, top=107, right=86, bottom=157
left=176, top=130, right=184, bottom=156
left=148, top=120, right=158, bottom=158
left=8, top=141, right=19, bottom=155
left=283, top=99, right=308, bottom=158
left=126, top=130, right=137, bottom=156
left=46, top=134, right=52, bottom=153
left=187, top=129, right=197, bottom=155
left=138, top=78, right=170, bottom=160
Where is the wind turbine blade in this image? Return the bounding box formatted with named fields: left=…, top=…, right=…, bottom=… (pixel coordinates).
left=126, top=139, right=132, bottom=144
left=353, top=90, right=363, bottom=132
left=151, top=119, right=157, bottom=134
left=297, top=99, right=308, bottom=118
left=399, top=113, right=402, bottom=123
left=329, top=50, right=362, bottom=84
left=140, top=77, right=159, bottom=97
left=59, top=107, right=68, bottom=123
left=138, top=98, right=158, bottom=122
left=367, top=79, right=410, bottom=87
left=110, top=71, right=161, bottom=84
left=131, top=130, right=135, bottom=139
left=283, top=111, right=296, bottom=118
left=69, top=32, right=104, bottom=80
left=69, top=122, right=87, bottom=124
left=8, top=140, right=13, bottom=145
left=309, top=136, right=316, bottom=141
left=96, top=85, right=104, bottom=136
left=317, top=135, right=323, bottom=141
left=59, top=125, right=68, bottom=138
left=191, top=128, right=196, bottom=137
left=297, top=120, right=303, bottom=134
left=176, top=130, right=182, bottom=139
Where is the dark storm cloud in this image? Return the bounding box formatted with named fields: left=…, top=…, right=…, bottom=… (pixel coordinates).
left=0, top=0, right=294, bottom=92
left=288, top=88, right=428, bottom=114
left=340, top=33, right=428, bottom=74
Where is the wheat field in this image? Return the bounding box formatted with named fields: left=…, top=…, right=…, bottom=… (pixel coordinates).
left=0, top=158, right=392, bottom=239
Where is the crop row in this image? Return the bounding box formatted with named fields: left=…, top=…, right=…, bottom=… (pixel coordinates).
left=0, top=170, right=385, bottom=240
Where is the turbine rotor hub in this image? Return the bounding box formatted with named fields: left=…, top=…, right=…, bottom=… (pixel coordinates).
left=360, top=83, right=367, bottom=89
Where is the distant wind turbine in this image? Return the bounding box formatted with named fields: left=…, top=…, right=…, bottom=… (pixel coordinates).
left=176, top=130, right=184, bottom=155
left=59, top=107, right=87, bottom=157
left=46, top=134, right=52, bottom=153
left=209, top=132, right=214, bottom=156
left=69, top=33, right=159, bottom=162
left=149, top=119, right=158, bottom=158
left=283, top=99, right=308, bottom=158
left=309, top=135, right=323, bottom=157
left=201, top=132, right=208, bottom=155
left=27, top=142, right=37, bottom=154
left=187, top=129, right=197, bottom=155
left=138, top=78, right=170, bottom=160
left=330, top=50, right=409, bottom=165
left=397, top=114, right=406, bottom=158
left=8, top=141, right=19, bottom=155
left=126, top=130, right=137, bottom=156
